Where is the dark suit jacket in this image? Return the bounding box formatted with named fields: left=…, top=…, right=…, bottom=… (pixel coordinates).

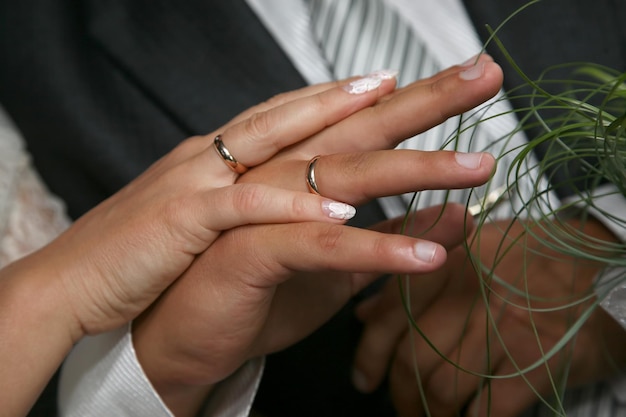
left=0, top=1, right=623, bottom=416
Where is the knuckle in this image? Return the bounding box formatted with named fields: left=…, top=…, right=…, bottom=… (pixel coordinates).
left=232, top=224, right=293, bottom=281
left=428, top=76, right=444, bottom=97
left=367, top=234, right=394, bottom=263
left=290, top=195, right=309, bottom=217
left=264, top=91, right=291, bottom=108
left=316, top=223, right=345, bottom=253
left=244, top=110, right=274, bottom=141
left=310, top=92, right=327, bottom=115
left=369, top=106, right=397, bottom=147
left=230, top=184, right=267, bottom=214
left=339, top=153, right=372, bottom=178
left=162, top=196, right=191, bottom=226
left=391, top=344, right=416, bottom=378
left=428, top=78, right=450, bottom=122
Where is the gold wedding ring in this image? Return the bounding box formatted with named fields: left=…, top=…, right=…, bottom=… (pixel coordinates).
left=306, top=155, right=321, bottom=195
left=213, top=135, right=248, bottom=174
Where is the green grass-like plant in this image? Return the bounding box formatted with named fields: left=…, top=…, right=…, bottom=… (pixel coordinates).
left=400, top=12, right=626, bottom=417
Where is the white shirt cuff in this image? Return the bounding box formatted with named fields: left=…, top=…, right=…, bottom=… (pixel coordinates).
left=572, top=183, right=626, bottom=243
left=58, top=324, right=264, bottom=417
left=560, top=183, right=626, bottom=328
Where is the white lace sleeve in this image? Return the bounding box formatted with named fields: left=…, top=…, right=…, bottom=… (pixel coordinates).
left=0, top=106, right=70, bottom=267
left=0, top=106, right=262, bottom=416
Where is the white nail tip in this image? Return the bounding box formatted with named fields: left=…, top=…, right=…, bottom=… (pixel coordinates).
left=324, top=201, right=357, bottom=220
left=344, top=76, right=383, bottom=94
left=367, top=69, right=399, bottom=80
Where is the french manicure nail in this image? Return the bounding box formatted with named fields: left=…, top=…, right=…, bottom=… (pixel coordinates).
left=343, top=76, right=384, bottom=94
left=323, top=200, right=356, bottom=220
left=459, top=62, right=485, bottom=80
left=367, top=69, right=399, bottom=80
left=455, top=152, right=484, bottom=169
left=413, top=241, right=439, bottom=263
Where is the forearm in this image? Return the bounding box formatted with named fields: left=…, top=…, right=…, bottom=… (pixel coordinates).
left=0, top=255, right=80, bottom=416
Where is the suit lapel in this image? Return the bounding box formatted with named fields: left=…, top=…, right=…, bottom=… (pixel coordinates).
left=463, top=0, right=626, bottom=197
left=462, top=0, right=626, bottom=92
left=84, top=0, right=307, bottom=134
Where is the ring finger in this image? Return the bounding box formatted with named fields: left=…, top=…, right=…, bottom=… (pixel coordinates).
left=244, top=149, right=495, bottom=206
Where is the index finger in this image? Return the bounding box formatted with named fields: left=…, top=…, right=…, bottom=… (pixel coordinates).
left=222, top=77, right=360, bottom=128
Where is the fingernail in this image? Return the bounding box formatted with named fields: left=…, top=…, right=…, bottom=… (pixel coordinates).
left=460, top=54, right=480, bottom=67
left=367, top=69, right=399, bottom=80
left=459, top=62, right=485, bottom=80
left=413, top=241, right=439, bottom=263
left=323, top=200, right=356, bottom=220
left=343, top=76, right=384, bottom=94
left=455, top=152, right=483, bottom=169
left=352, top=369, right=370, bottom=393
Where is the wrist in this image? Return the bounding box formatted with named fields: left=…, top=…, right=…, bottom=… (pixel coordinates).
left=13, top=249, right=86, bottom=340
left=0, top=252, right=83, bottom=342
left=131, top=317, right=215, bottom=417
left=0, top=252, right=82, bottom=414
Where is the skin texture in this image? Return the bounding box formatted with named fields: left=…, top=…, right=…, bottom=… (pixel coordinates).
left=131, top=55, right=505, bottom=416
left=353, top=216, right=626, bottom=417
left=0, top=73, right=400, bottom=417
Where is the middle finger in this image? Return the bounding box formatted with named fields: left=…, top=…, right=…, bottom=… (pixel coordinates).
left=285, top=54, right=503, bottom=158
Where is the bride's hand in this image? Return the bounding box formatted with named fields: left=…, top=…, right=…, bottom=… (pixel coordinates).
left=40, top=74, right=398, bottom=336
left=0, top=73, right=396, bottom=417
